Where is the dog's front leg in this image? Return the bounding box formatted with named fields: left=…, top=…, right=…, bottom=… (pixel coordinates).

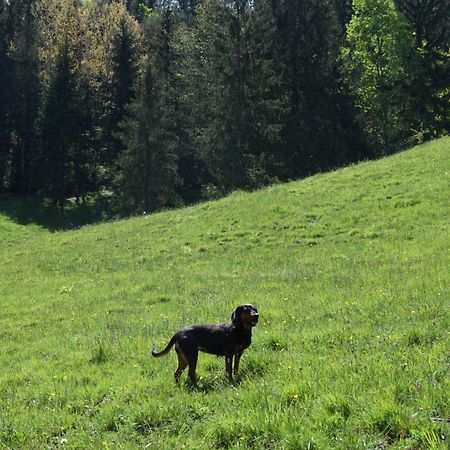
left=225, top=356, right=233, bottom=381
left=233, top=350, right=244, bottom=377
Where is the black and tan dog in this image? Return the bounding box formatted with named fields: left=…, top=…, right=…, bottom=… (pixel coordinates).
left=152, top=304, right=259, bottom=387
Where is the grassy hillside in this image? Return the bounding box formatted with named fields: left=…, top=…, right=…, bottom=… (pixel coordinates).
left=1, top=138, right=449, bottom=449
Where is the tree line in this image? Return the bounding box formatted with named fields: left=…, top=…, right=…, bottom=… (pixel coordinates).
left=0, top=0, right=448, bottom=212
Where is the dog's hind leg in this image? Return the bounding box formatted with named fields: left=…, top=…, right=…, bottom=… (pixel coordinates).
left=176, top=340, right=199, bottom=387
left=174, top=345, right=188, bottom=383
left=187, top=351, right=199, bottom=387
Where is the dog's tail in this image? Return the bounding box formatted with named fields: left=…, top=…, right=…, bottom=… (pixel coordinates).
left=151, top=335, right=177, bottom=357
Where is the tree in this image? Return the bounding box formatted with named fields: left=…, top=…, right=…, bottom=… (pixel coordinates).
left=191, top=0, right=251, bottom=190
left=118, top=55, right=181, bottom=214
left=9, top=0, right=40, bottom=193
left=333, top=0, right=353, bottom=32
left=342, top=0, right=416, bottom=153
left=0, top=0, right=40, bottom=193
left=393, top=0, right=450, bottom=139
left=147, top=7, right=206, bottom=203
left=181, top=0, right=284, bottom=191
left=239, top=0, right=288, bottom=184
left=35, top=39, right=79, bottom=207
left=102, top=15, right=139, bottom=175
left=70, top=78, right=98, bottom=203
left=33, top=0, right=142, bottom=196
left=0, top=1, right=13, bottom=192
left=118, top=8, right=181, bottom=213
left=270, top=0, right=365, bottom=177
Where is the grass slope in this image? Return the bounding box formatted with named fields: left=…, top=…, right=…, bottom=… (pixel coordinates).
left=1, top=138, right=449, bottom=449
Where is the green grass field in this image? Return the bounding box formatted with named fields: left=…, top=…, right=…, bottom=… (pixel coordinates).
left=1, top=138, right=449, bottom=449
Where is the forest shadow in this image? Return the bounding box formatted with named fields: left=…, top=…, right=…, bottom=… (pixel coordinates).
left=0, top=194, right=121, bottom=232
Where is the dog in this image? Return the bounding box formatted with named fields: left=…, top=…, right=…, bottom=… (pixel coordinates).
left=152, top=304, right=259, bottom=387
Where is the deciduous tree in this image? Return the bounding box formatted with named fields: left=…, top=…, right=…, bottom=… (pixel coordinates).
left=342, top=0, right=416, bottom=153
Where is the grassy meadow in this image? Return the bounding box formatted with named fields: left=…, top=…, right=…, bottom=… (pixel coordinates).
left=0, top=138, right=449, bottom=449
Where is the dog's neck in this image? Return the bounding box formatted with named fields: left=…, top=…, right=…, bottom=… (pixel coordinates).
left=232, top=319, right=253, bottom=335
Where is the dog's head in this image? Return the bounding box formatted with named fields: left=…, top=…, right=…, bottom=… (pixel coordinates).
left=231, top=304, right=259, bottom=329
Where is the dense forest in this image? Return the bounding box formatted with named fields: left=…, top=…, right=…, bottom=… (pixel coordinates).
left=0, top=0, right=448, bottom=212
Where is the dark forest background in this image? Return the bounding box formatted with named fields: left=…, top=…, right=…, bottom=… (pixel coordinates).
left=0, top=0, right=448, bottom=213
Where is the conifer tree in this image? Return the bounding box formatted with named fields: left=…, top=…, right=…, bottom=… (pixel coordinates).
left=241, top=0, right=287, bottom=184
left=333, top=0, right=353, bottom=31
left=271, top=0, right=359, bottom=177
left=184, top=0, right=284, bottom=191
left=10, top=0, right=39, bottom=193
left=36, top=39, right=79, bottom=207
left=71, top=79, right=98, bottom=203
left=393, top=0, right=450, bottom=139
left=182, top=0, right=250, bottom=191
left=103, top=16, right=138, bottom=172
left=118, top=57, right=180, bottom=214
left=0, top=1, right=12, bottom=192
left=152, top=8, right=196, bottom=201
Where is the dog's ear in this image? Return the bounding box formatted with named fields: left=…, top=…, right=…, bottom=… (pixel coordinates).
left=231, top=305, right=244, bottom=321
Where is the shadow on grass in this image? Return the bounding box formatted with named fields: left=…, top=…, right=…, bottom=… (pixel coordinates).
left=0, top=194, right=121, bottom=232
left=179, top=369, right=266, bottom=393
left=182, top=378, right=240, bottom=393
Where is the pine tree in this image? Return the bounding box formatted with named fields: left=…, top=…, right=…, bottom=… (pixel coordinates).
left=0, top=0, right=40, bottom=193
left=151, top=8, right=199, bottom=202
left=393, top=0, right=450, bottom=139
left=183, top=0, right=284, bottom=191
left=333, top=0, right=353, bottom=31
left=71, top=79, right=98, bottom=203
left=10, top=0, right=39, bottom=193
left=181, top=0, right=250, bottom=191
left=0, top=1, right=13, bottom=192
left=271, top=0, right=361, bottom=177
left=103, top=16, right=138, bottom=173
left=241, top=0, right=287, bottom=184
left=118, top=57, right=181, bottom=214
left=36, top=39, right=79, bottom=207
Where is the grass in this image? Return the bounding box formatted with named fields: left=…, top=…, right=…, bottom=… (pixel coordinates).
left=0, top=137, right=449, bottom=449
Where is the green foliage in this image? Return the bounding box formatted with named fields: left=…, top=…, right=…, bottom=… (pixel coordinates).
left=102, top=15, right=138, bottom=172
left=0, top=1, right=12, bottom=193
left=117, top=9, right=183, bottom=214
left=118, top=57, right=181, bottom=214
left=36, top=39, right=78, bottom=207
left=342, top=0, right=416, bottom=152
left=393, top=0, right=450, bottom=141
left=271, top=0, right=365, bottom=177
left=0, top=0, right=40, bottom=194
left=0, top=138, right=449, bottom=448
left=180, top=0, right=283, bottom=191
